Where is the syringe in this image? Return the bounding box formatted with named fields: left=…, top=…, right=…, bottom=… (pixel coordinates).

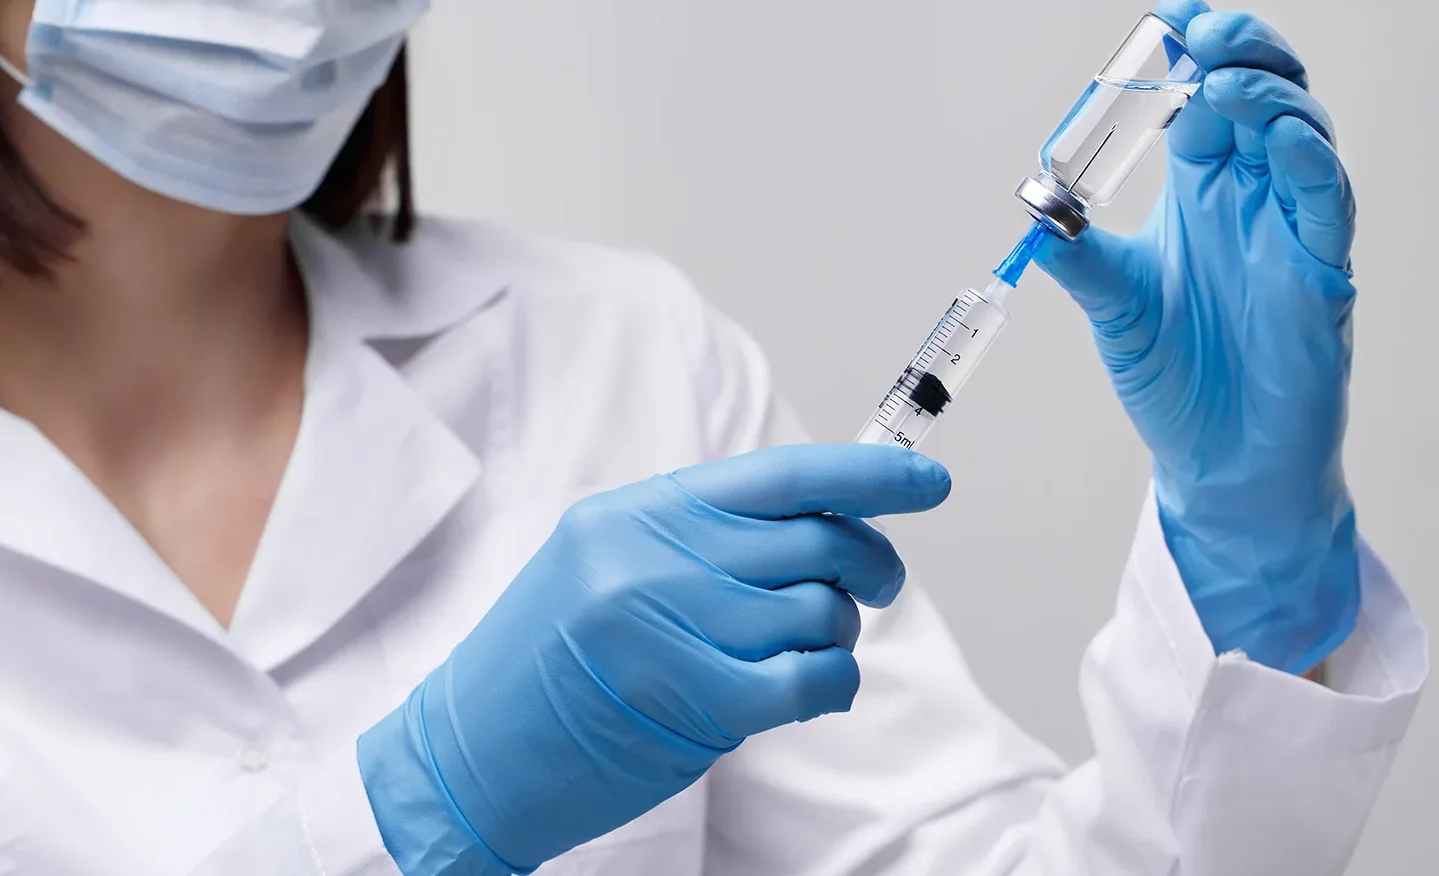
left=853, top=12, right=1202, bottom=453
left=854, top=222, right=1047, bottom=450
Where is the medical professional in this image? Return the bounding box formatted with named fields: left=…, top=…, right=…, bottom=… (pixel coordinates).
left=0, top=0, right=1426, bottom=873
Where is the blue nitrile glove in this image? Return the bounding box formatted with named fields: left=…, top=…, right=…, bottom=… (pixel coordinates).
left=357, top=444, right=951, bottom=876
left=1035, top=0, right=1359, bottom=675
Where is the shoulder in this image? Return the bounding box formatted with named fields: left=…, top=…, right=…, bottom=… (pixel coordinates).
left=333, top=214, right=784, bottom=460
left=332, top=214, right=710, bottom=346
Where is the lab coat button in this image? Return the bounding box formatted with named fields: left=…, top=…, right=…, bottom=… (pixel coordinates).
left=237, top=745, right=270, bottom=773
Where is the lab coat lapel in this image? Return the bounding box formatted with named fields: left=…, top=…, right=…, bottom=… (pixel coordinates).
left=225, top=327, right=481, bottom=673
left=222, top=216, right=510, bottom=673
left=0, top=411, right=226, bottom=642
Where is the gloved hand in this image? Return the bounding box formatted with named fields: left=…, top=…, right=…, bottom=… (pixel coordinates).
left=1036, top=0, right=1358, bottom=675
left=357, top=444, right=951, bottom=876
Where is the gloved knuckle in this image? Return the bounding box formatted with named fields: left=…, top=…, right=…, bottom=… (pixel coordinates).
left=1185, top=12, right=1221, bottom=54
left=1213, top=10, right=1258, bottom=45
left=1247, top=73, right=1282, bottom=104
left=559, top=492, right=616, bottom=538
left=1267, top=113, right=1308, bottom=140
left=1201, top=68, right=1240, bottom=105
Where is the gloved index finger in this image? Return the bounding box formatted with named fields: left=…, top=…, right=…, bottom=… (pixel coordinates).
left=670, top=444, right=951, bottom=520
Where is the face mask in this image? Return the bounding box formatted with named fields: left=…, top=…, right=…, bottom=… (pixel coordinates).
left=0, top=0, right=430, bottom=215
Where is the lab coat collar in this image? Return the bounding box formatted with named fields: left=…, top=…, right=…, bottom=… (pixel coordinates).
left=0, top=214, right=504, bottom=671
left=290, top=212, right=511, bottom=342
left=224, top=328, right=482, bottom=672
left=0, top=410, right=227, bottom=641
left=226, top=215, right=511, bottom=670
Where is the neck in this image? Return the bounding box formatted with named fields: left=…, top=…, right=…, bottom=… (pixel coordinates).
left=0, top=80, right=309, bottom=463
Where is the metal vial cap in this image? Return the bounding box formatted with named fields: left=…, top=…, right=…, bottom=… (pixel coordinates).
left=1015, top=176, right=1089, bottom=242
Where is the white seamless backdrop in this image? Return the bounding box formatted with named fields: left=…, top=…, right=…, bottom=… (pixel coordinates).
left=408, top=1, right=1436, bottom=871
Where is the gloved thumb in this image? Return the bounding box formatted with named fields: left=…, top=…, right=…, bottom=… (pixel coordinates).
left=1034, top=227, right=1159, bottom=359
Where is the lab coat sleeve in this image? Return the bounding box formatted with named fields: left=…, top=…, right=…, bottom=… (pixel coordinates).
left=676, top=292, right=1429, bottom=876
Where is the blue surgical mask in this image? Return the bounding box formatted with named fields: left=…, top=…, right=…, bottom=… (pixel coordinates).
left=0, top=0, right=430, bottom=215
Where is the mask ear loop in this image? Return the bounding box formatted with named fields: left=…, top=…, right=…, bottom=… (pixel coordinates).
left=0, top=51, right=31, bottom=88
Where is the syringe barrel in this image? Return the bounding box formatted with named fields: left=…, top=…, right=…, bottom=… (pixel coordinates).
left=1019, top=13, right=1203, bottom=239
left=855, top=285, right=1011, bottom=450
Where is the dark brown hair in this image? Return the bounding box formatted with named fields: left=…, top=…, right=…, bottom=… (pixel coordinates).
left=0, top=46, right=415, bottom=278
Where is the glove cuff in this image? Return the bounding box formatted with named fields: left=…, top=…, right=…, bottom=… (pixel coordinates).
left=358, top=681, right=519, bottom=876
left=1155, top=478, right=1361, bottom=676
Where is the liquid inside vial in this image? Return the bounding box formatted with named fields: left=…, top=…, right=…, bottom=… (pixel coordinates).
left=1040, top=76, right=1198, bottom=207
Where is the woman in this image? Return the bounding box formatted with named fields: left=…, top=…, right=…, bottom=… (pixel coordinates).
left=0, top=1, right=1424, bottom=875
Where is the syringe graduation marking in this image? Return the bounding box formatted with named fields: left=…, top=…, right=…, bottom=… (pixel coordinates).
left=853, top=219, right=1042, bottom=452
left=885, top=296, right=982, bottom=420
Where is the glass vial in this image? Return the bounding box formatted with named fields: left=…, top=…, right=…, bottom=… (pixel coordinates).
left=1018, top=13, right=1203, bottom=239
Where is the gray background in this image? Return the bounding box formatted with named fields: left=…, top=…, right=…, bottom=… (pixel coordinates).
left=407, top=1, right=1434, bottom=870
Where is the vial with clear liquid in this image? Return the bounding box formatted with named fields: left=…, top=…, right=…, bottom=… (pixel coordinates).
left=1017, top=13, right=1203, bottom=239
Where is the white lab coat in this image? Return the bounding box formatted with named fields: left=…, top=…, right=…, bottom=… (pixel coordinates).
left=0, top=214, right=1426, bottom=876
